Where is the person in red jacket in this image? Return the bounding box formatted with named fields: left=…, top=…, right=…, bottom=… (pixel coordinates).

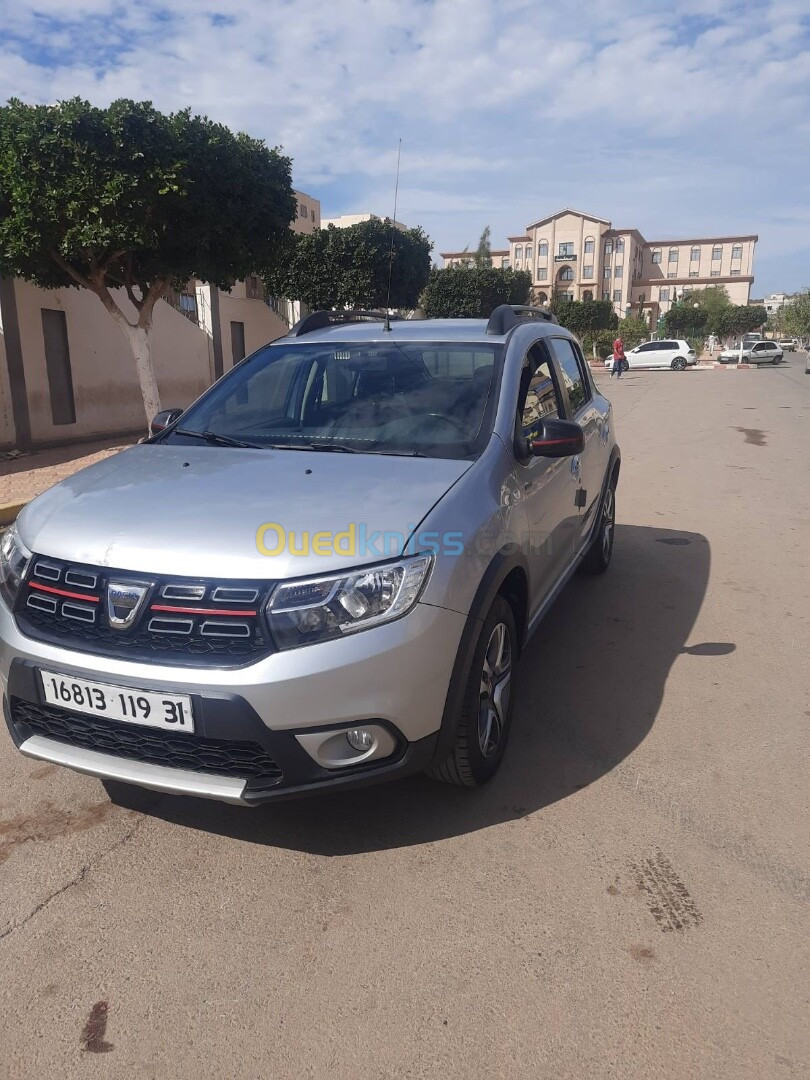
left=611, top=335, right=626, bottom=378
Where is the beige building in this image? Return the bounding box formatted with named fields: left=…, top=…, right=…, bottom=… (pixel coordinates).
left=442, top=208, right=756, bottom=322
left=0, top=190, right=321, bottom=450
left=321, top=212, right=408, bottom=231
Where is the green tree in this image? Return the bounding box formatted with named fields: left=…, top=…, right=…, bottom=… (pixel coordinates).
left=0, top=97, right=296, bottom=424
left=267, top=219, right=432, bottom=311
left=616, top=315, right=650, bottom=349
left=474, top=226, right=492, bottom=269
left=714, top=305, right=767, bottom=338
left=550, top=298, right=617, bottom=337
left=420, top=266, right=531, bottom=318
left=663, top=303, right=709, bottom=337
left=778, top=289, right=810, bottom=339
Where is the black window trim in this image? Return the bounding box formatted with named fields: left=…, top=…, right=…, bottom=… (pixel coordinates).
left=548, top=335, right=592, bottom=418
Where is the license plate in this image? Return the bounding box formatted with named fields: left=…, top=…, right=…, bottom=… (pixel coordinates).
left=40, top=670, right=194, bottom=733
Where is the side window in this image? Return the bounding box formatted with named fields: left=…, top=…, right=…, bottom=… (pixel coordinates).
left=637, top=342, right=654, bottom=353
left=549, top=338, right=591, bottom=414
left=518, top=344, right=561, bottom=443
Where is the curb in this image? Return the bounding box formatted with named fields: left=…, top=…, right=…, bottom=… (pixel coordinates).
left=0, top=502, right=26, bottom=526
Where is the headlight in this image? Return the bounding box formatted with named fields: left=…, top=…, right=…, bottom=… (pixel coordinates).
left=266, top=554, right=432, bottom=650
left=0, top=525, right=31, bottom=608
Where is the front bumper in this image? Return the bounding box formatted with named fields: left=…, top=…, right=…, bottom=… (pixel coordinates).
left=1, top=598, right=466, bottom=803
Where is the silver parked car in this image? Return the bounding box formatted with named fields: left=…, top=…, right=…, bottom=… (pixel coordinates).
left=1, top=307, right=620, bottom=803
left=718, top=340, right=783, bottom=364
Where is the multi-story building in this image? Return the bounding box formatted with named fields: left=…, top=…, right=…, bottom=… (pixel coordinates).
left=441, top=208, right=757, bottom=321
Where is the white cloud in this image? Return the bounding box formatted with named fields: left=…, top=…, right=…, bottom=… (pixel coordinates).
left=1, top=0, right=808, bottom=290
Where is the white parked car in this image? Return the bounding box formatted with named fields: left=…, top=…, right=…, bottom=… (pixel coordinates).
left=718, top=340, right=783, bottom=365
left=777, top=339, right=796, bottom=352
left=605, top=339, right=697, bottom=372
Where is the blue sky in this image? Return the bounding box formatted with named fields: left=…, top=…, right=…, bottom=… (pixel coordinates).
left=2, top=0, right=808, bottom=295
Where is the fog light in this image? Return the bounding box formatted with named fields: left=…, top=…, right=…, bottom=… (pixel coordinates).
left=346, top=728, right=375, bottom=753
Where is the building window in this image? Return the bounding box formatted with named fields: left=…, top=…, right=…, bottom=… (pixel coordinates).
left=299, top=203, right=308, bottom=219
left=613, top=289, right=622, bottom=303
left=41, top=309, right=76, bottom=425
left=582, top=290, right=593, bottom=301
left=652, top=249, right=661, bottom=264
left=310, top=209, right=315, bottom=222
left=603, top=267, right=611, bottom=279
left=558, top=242, right=574, bottom=257
left=604, top=240, right=613, bottom=255
left=712, top=245, right=722, bottom=260
left=689, top=270, right=699, bottom=278
left=584, top=237, right=594, bottom=254
left=514, top=246, right=522, bottom=260
left=667, top=272, right=677, bottom=279
left=731, top=244, right=742, bottom=259
left=614, top=264, right=623, bottom=277
left=525, top=246, right=533, bottom=262
left=583, top=265, right=593, bottom=278
left=536, top=292, right=548, bottom=304
left=245, top=275, right=262, bottom=300
left=615, top=238, right=624, bottom=253
left=730, top=269, right=741, bottom=276
left=502, top=257, right=510, bottom=268
left=659, top=288, right=669, bottom=302
left=691, top=246, right=700, bottom=262
left=710, top=269, right=721, bottom=277
left=668, top=248, right=678, bottom=264
left=602, top=290, right=610, bottom=301
left=537, top=265, right=548, bottom=280
left=558, top=266, right=574, bottom=281
left=538, top=241, right=548, bottom=257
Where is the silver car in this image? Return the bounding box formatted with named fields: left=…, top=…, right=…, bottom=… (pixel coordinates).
left=718, top=340, right=783, bottom=364
left=1, top=306, right=620, bottom=804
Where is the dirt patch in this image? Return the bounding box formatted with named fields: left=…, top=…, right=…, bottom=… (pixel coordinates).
left=80, top=1001, right=114, bottom=1053
left=0, top=800, right=127, bottom=864
left=734, top=427, right=767, bottom=446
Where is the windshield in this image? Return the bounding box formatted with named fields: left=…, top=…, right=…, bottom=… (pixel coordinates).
left=163, top=339, right=503, bottom=460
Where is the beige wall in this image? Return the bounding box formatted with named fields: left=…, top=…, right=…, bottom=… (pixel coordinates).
left=10, top=281, right=215, bottom=444
left=218, top=281, right=290, bottom=370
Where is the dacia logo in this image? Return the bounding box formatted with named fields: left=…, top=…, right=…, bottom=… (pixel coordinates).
left=106, top=582, right=149, bottom=630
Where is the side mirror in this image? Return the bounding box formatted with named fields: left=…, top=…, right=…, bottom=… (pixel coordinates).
left=150, top=408, right=183, bottom=437
left=530, top=418, right=585, bottom=458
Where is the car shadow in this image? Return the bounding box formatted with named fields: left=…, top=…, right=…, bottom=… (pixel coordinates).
left=106, top=524, right=719, bottom=854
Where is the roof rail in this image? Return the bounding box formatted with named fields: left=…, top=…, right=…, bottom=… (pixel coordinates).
left=288, top=310, right=403, bottom=337
left=486, top=304, right=558, bottom=336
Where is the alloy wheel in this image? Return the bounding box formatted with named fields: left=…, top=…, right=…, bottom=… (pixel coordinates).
left=601, top=486, right=615, bottom=562
left=478, top=622, right=512, bottom=758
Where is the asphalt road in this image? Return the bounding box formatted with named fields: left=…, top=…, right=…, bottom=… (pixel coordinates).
left=1, top=354, right=808, bottom=1079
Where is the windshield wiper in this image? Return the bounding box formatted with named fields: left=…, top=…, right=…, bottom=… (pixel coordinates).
left=264, top=442, right=360, bottom=454
left=174, top=428, right=262, bottom=449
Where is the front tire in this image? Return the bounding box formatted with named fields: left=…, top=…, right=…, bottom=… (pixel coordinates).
left=671, top=357, right=687, bottom=371
left=581, top=478, right=616, bottom=575
left=427, top=596, right=517, bottom=787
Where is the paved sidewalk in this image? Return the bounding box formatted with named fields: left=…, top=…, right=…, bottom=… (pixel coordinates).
left=1, top=437, right=137, bottom=511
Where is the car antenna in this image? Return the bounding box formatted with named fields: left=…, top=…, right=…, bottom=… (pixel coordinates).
left=383, top=138, right=402, bottom=332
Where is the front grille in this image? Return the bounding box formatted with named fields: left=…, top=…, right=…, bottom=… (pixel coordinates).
left=11, top=698, right=283, bottom=781
left=15, top=556, right=275, bottom=668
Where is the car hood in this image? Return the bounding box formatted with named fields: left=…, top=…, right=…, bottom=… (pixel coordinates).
left=17, top=445, right=472, bottom=580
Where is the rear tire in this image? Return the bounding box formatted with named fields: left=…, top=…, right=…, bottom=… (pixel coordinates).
left=581, top=478, right=616, bottom=575
left=671, top=357, right=687, bottom=371
left=427, top=596, right=517, bottom=787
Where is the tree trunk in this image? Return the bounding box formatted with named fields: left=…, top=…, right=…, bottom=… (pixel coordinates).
left=122, top=322, right=162, bottom=424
